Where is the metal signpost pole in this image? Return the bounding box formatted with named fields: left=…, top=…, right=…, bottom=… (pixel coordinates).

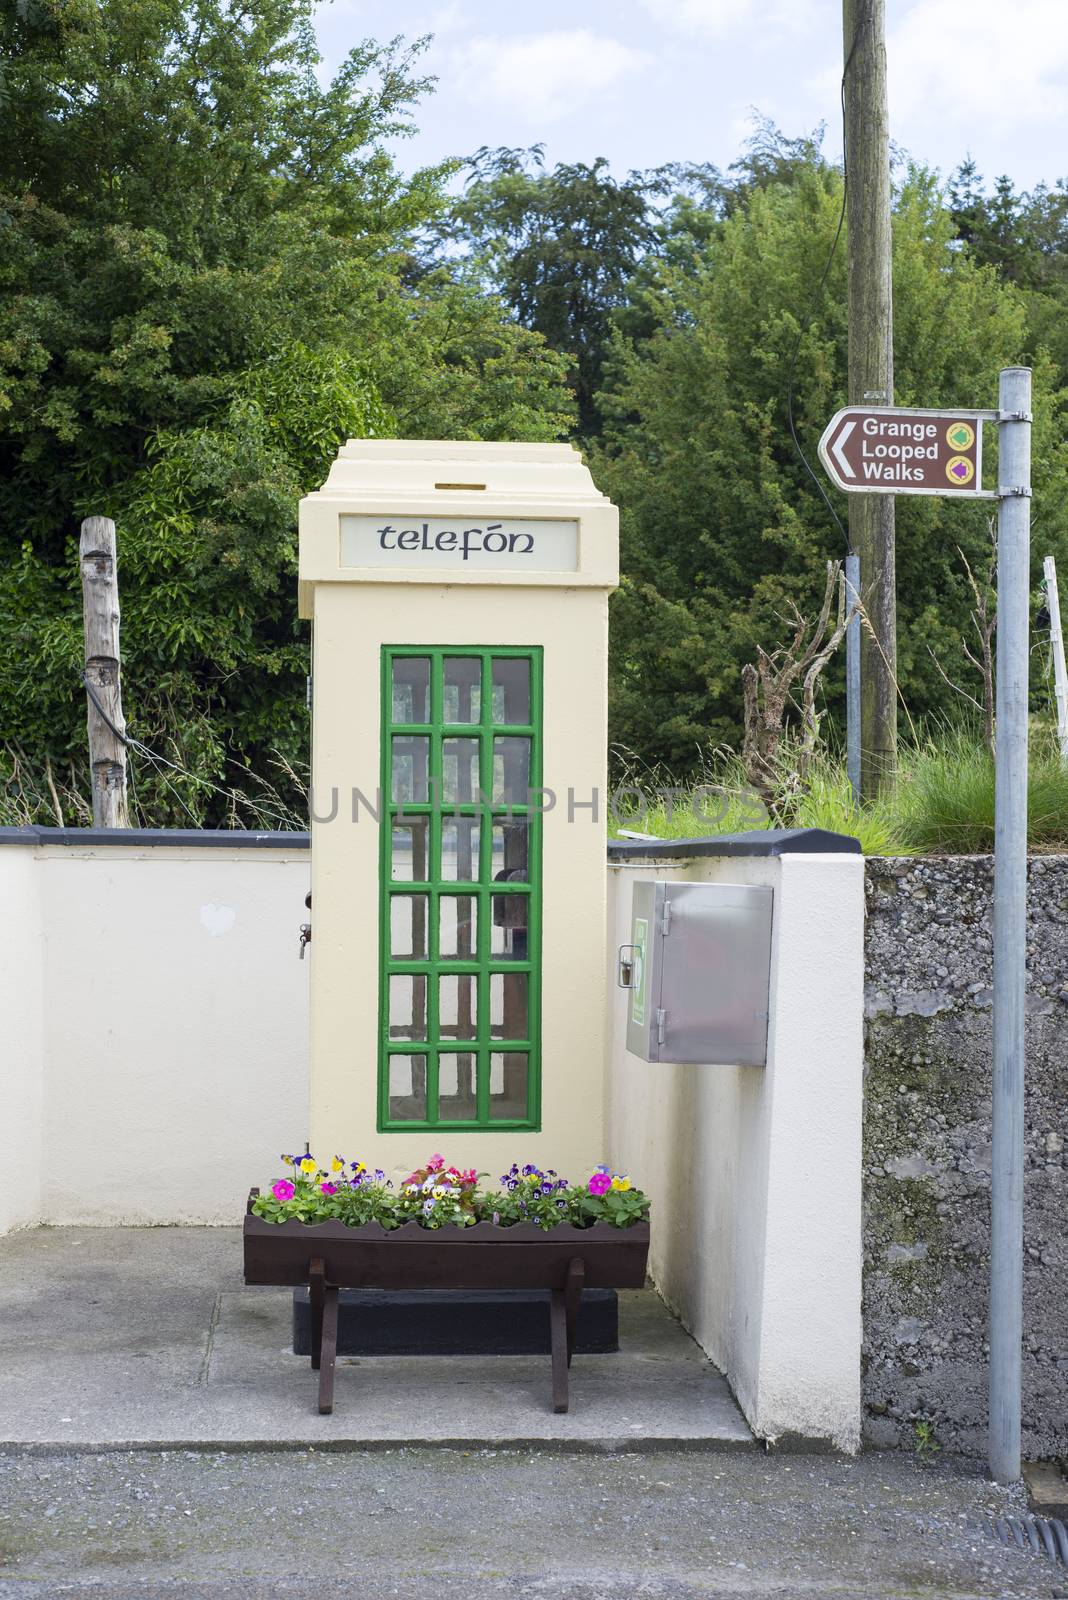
left=989, top=366, right=1032, bottom=1487
left=845, top=553, right=862, bottom=806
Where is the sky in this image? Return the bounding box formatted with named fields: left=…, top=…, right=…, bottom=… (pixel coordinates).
left=314, top=0, right=1068, bottom=193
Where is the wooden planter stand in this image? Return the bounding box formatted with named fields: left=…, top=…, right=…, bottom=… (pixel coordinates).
left=244, top=1194, right=650, bottom=1416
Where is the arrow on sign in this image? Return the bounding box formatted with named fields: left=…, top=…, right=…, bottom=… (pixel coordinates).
left=831, top=419, right=856, bottom=479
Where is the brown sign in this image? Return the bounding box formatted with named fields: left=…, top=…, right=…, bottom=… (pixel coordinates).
left=818, top=407, right=995, bottom=498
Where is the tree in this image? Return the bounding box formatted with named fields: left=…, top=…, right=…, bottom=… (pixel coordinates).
left=593, top=161, right=1068, bottom=774
left=441, top=149, right=679, bottom=435
left=0, top=0, right=573, bottom=823
left=948, top=160, right=1068, bottom=401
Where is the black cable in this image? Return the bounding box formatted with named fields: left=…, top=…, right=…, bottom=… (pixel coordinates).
left=784, top=4, right=870, bottom=555
left=79, top=671, right=301, bottom=828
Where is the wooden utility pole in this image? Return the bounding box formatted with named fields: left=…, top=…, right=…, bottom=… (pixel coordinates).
left=843, top=0, right=896, bottom=796
left=79, top=516, right=131, bottom=828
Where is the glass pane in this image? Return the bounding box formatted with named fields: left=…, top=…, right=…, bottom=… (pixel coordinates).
left=443, top=658, right=481, bottom=724
left=392, top=735, right=429, bottom=804
left=493, top=737, right=530, bottom=805
left=439, top=895, right=477, bottom=959
left=389, top=974, right=428, bottom=1041
left=491, top=895, right=529, bottom=961
left=492, top=818, right=529, bottom=883
left=438, top=1052, right=478, bottom=1121
left=443, top=737, right=480, bottom=806
left=390, top=895, right=428, bottom=959
left=490, top=972, right=528, bottom=1039
left=441, top=817, right=480, bottom=881
left=392, top=657, right=430, bottom=723
left=391, top=820, right=429, bottom=882
left=439, top=973, right=478, bottom=1040
left=489, top=1053, right=528, bottom=1120
left=388, top=1054, right=427, bottom=1121
left=492, top=657, right=530, bottom=724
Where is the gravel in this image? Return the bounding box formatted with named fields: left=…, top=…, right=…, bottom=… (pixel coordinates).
left=0, top=1445, right=1063, bottom=1599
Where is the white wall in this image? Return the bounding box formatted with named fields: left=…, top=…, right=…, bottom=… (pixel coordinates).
left=607, top=850, right=865, bottom=1450
left=1, top=842, right=309, bottom=1229
left=0, top=847, right=43, bottom=1233
left=3, top=833, right=866, bottom=1452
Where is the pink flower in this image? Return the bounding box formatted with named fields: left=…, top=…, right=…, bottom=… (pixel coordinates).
left=426, top=1153, right=445, bottom=1172
left=460, top=1168, right=478, bottom=1186
left=271, top=1179, right=295, bottom=1201
left=587, top=1172, right=612, bottom=1197
left=320, top=1182, right=337, bottom=1195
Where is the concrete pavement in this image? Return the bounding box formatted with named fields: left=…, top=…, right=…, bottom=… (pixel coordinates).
left=0, top=1226, right=752, bottom=1450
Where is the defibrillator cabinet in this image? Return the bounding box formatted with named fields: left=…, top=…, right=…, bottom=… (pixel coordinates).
left=620, top=880, right=773, bottom=1067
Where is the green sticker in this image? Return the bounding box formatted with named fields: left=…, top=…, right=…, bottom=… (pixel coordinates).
left=631, top=917, right=648, bottom=1027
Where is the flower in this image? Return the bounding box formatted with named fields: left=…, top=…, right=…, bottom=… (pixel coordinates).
left=299, top=1157, right=317, bottom=1175
left=588, top=1171, right=612, bottom=1196
left=271, top=1179, right=295, bottom=1201
left=351, top=1161, right=366, bottom=1174
left=320, top=1182, right=337, bottom=1195
left=331, top=1157, right=344, bottom=1174
left=426, top=1153, right=445, bottom=1173
left=611, top=1176, right=631, bottom=1192
left=423, top=1198, right=435, bottom=1215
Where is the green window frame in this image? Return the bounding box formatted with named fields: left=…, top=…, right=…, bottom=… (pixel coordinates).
left=378, top=646, right=543, bottom=1131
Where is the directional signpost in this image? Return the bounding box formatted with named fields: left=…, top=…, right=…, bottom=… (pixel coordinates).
left=819, top=377, right=1033, bottom=1487
left=818, top=406, right=997, bottom=498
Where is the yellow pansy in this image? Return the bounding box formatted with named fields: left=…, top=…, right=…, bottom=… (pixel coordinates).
left=300, top=1157, right=317, bottom=1175
left=331, top=1157, right=344, bottom=1173
left=611, top=1176, right=631, bottom=1191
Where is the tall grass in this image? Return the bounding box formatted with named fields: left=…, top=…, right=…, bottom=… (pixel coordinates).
left=609, top=727, right=1068, bottom=857
left=892, top=727, right=1068, bottom=854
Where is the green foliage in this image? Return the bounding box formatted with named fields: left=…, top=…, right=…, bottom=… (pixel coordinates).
left=606, top=726, right=1068, bottom=857
left=0, top=0, right=572, bottom=823
left=593, top=152, right=1068, bottom=773
left=443, top=149, right=734, bottom=436
left=912, top=1419, right=941, bottom=1463
left=442, top=149, right=667, bottom=435
left=891, top=726, right=1068, bottom=854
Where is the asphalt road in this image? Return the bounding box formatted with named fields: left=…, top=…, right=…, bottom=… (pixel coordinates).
left=0, top=1446, right=1062, bottom=1599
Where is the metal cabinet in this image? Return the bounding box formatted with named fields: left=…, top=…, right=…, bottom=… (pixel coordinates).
left=620, top=880, right=773, bottom=1067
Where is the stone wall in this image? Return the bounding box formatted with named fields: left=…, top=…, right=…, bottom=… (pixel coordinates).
left=863, top=855, right=1068, bottom=1459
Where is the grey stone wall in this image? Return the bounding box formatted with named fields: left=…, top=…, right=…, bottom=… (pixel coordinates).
left=863, top=855, right=1068, bottom=1460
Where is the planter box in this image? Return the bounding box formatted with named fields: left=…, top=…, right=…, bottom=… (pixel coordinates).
left=244, top=1191, right=650, bottom=1415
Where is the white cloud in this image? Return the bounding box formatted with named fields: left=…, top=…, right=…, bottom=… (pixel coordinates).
left=449, top=29, right=652, bottom=122
left=889, top=0, right=1068, bottom=136
left=641, top=0, right=819, bottom=40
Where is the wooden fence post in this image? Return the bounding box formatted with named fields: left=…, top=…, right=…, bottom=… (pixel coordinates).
left=79, top=516, right=131, bottom=828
